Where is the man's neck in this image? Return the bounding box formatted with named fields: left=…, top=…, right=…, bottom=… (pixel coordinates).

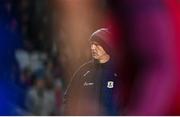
left=99, top=54, right=110, bottom=64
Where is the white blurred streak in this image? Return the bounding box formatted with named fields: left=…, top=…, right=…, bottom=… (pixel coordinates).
left=52, top=0, right=105, bottom=80
left=51, top=0, right=106, bottom=115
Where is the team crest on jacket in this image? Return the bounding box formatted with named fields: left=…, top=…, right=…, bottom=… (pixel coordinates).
left=107, top=81, right=114, bottom=88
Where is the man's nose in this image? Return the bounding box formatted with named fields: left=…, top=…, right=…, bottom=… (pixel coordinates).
left=91, top=44, right=96, bottom=50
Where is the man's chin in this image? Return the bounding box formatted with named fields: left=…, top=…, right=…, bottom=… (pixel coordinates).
left=92, top=56, right=98, bottom=59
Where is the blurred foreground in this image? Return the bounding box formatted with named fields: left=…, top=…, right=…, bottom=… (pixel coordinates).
left=0, top=0, right=180, bottom=116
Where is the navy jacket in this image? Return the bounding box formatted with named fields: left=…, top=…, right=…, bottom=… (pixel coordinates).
left=64, top=59, right=120, bottom=115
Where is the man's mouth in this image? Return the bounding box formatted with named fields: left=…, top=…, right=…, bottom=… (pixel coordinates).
left=92, top=52, right=97, bottom=56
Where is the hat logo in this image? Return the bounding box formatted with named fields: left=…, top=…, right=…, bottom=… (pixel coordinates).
left=107, top=81, right=114, bottom=88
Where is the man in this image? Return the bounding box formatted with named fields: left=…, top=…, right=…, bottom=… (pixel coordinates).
left=63, top=28, right=120, bottom=116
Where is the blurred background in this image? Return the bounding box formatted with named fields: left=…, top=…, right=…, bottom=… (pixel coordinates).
left=0, top=0, right=180, bottom=116
left=0, top=0, right=108, bottom=115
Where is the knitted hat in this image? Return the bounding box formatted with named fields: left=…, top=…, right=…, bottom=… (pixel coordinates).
left=89, top=28, right=113, bottom=55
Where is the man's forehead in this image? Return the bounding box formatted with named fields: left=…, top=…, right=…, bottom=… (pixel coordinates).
left=90, top=41, right=99, bottom=45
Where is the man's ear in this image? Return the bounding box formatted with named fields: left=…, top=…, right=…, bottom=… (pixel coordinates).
left=97, top=45, right=105, bottom=52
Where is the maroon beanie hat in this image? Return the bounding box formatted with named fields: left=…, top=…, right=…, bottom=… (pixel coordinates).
left=89, top=28, right=113, bottom=55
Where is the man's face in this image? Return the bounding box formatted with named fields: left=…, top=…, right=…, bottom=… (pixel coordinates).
left=90, top=41, right=106, bottom=60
